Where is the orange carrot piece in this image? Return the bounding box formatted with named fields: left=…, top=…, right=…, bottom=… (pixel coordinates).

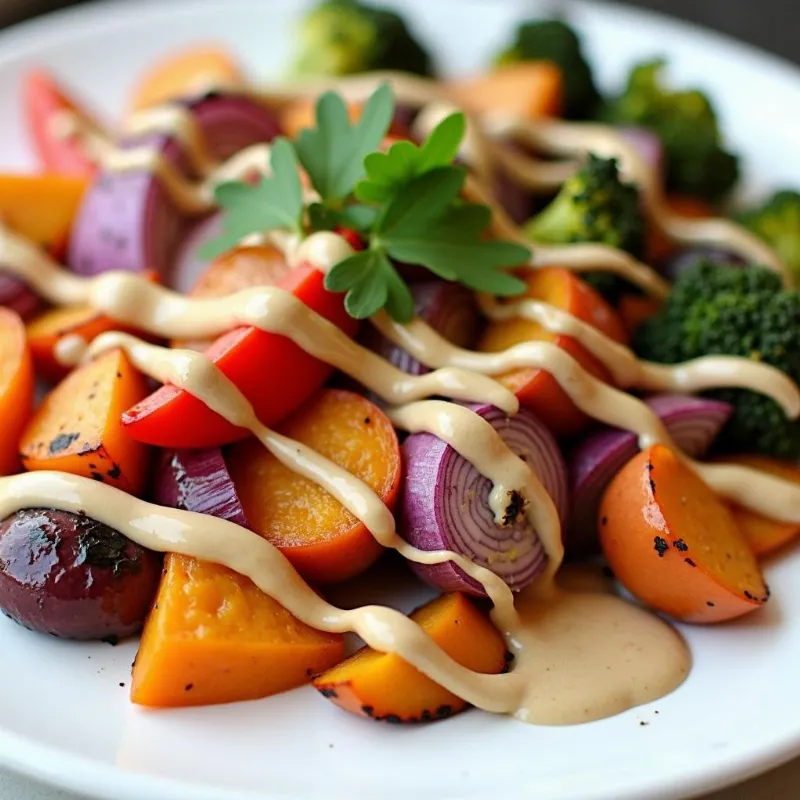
left=723, top=455, right=800, bottom=558
left=0, top=175, right=87, bottom=257
left=600, top=444, right=768, bottom=623
left=131, top=554, right=344, bottom=708
left=314, top=593, right=508, bottom=723
left=478, top=268, right=627, bottom=435
left=19, top=348, right=150, bottom=495
left=0, top=309, right=34, bottom=476
left=172, top=245, right=289, bottom=351
left=228, top=389, right=400, bottom=584
left=129, top=44, right=245, bottom=112
left=27, top=271, right=160, bottom=382
left=448, top=62, right=563, bottom=120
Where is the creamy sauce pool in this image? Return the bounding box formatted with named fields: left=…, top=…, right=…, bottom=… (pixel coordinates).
left=9, top=69, right=794, bottom=724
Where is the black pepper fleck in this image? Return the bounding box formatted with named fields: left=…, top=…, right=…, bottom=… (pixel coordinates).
left=674, top=539, right=688, bottom=552
left=684, top=558, right=696, bottom=567
left=319, top=687, right=338, bottom=698
left=601, top=516, right=608, bottom=526
left=185, top=683, right=194, bottom=691
left=706, top=601, right=715, bottom=607
left=363, top=417, right=371, bottom=424
left=653, top=536, right=669, bottom=557
left=361, top=705, right=374, bottom=717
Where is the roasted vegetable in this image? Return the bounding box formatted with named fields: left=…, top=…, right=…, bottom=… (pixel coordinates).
left=600, top=444, right=768, bottom=623
left=634, top=261, right=800, bottom=459
left=313, top=593, right=507, bottom=723
left=292, top=0, right=434, bottom=78
left=737, top=190, right=800, bottom=286
left=228, top=389, right=399, bottom=584
left=132, top=554, right=344, bottom=707
left=20, top=348, right=151, bottom=495
left=129, top=44, right=245, bottom=111
left=606, top=60, right=739, bottom=201
left=0, top=508, right=161, bottom=640
left=448, top=62, right=563, bottom=121
left=494, top=18, right=600, bottom=119
left=479, top=267, right=627, bottom=435
left=523, top=154, right=644, bottom=303
left=0, top=309, right=34, bottom=477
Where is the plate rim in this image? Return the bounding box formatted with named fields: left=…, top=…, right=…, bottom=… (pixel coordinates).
left=0, top=1, right=799, bottom=799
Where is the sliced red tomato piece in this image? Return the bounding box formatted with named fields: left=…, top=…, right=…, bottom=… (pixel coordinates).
left=122, top=265, right=360, bottom=448
left=24, top=69, right=104, bottom=178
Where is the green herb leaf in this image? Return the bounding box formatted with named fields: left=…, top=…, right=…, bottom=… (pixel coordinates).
left=376, top=167, right=465, bottom=240
left=200, top=137, right=304, bottom=260
left=355, top=112, right=466, bottom=202
left=380, top=200, right=530, bottom=295
left=295, top=83, right=395, bottom=202
left=340, top=204, right=380, bottom=232
left=307, top=202, right=340, bottom=231
left=417, top=113, right=466, bottom=171
left=325, top=249, right=411, bottom=320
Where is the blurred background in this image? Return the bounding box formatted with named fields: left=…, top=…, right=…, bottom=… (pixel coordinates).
left=0, top=0, right=796, bottom=65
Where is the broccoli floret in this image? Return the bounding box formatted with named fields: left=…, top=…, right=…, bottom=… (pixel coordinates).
left=293, top=0, right=434, bottom=78
left=737, top=190, right=800, bottom=286
left=634, top=261, right=800, bottom=459
left=607, top=60, right=739, bottom=202
left=494, top=19, right=601, bottom=119
left=523, top=154, right=644, bottom=303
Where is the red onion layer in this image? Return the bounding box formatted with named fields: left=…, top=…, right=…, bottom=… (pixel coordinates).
left=152, top=447, right=248, bottom=528
left=401, top=403, right=567, bottom=596
left=566, top=394, right=733, bottom=558
left=68, top=93, right=282, bottom=279
left=360, top=281, right=480, bottom=377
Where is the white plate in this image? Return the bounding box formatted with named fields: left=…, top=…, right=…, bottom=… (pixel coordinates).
left=0, top=1, right=799, bottom=799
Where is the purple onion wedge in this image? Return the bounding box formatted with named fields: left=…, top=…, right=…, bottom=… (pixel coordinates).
left=0, top=272, right=41, bottom=319
left=401, top=403, right=567, bottom=596
left=152, top=448, right=248, bottom=527
left=566, top=394, right=733, bottom=559
left=68, top=93, right=282, bottom=279
left=360, top=281, right=480, bottom=376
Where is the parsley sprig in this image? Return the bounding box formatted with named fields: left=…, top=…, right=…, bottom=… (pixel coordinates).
left=203, top=85, right=530, bottom=322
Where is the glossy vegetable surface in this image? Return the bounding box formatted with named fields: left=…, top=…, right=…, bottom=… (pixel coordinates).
left=600, top=444, right=768, bottom=623
left=0, top=508, right=161, bottom=640
left=131, top=554, right=344, bottom=707
left=313, top=592, right=507, bottom=723
left=567, top=394, right=732, bottom=558
left=123, top=265, right=360, bottom=448
left=723, top=455, right=800, bottom=558
left=228, top=389, right=400, bottom=584
left=402, top=403, right=567, bottom=595
left=152, top=447, right=248, bottom=528
left=0, top=309, right=35, bottom=477
left=20, top=348, right=151, bottom=495
left=478, top=267, right=627, bottom=435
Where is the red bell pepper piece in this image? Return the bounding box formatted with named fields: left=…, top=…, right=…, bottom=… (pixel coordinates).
left=121, top=264, right=360, bottom=448
left=24, top=69, right=103, bottom=178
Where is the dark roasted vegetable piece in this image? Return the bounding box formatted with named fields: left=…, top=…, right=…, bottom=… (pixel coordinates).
left=494, top=18, right=601, bottom=119
left=0, top=508, right=161, bottom=640
left=293, top=0, right=434, bottom=78
left=634, top=261, right=800, bottom=459
left=606, top=60, right=739, bottom=202
left=737, top=190, right=800, bottom=286
left=523, top=154, right=644, bottom=303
